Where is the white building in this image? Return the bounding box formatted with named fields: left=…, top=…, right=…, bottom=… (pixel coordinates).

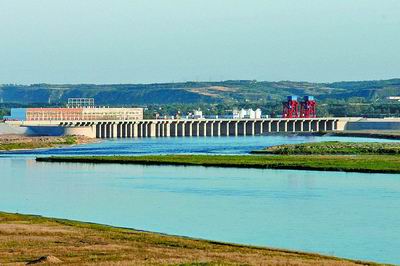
left=255, top=108, right=262, bottom=119
left=239, top=109, right=247, bottom=118
left=247, top=109, right=256, bottom=119
left=232, top=109, right=240, bottom=119
left=193, top=110, right=203, bottom=119
left=232, top=108, right=262, bottom=119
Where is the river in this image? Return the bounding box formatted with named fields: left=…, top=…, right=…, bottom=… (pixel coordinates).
left=1, top=135, right=399, bottom=264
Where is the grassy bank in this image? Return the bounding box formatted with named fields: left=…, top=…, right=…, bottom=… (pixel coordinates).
left=252, top=141, right=400, bottom=155
left=0, top=212, right=382, bottom=265
left=0, top=135, right=91, bottom=151
left=36, top=154, right=400, bottom=174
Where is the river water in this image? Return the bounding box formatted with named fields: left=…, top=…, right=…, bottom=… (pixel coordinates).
left=1, top=136, right=399, bottom=264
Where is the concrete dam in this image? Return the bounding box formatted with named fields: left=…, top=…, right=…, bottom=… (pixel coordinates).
left=3, top=104, right=365, bottom=138
left=7, top=117, right=352, bottom=138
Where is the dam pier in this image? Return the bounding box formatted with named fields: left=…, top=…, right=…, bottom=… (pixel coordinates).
left=8, top=117, right=351, bottom=138
left=78, top=118, right=347, bottom=138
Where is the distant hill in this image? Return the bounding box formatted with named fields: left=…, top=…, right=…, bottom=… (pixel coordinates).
left=1, top=79, right=400, bottom=106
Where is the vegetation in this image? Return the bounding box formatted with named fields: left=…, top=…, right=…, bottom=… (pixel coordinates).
left=0, top=211, right=381, bottom=265
left=0, top=136, right=79, bottom=151
left=37, top=154, right=400, bottom=174
left=0, top=108, right=9, bottom=118
left=2, top=79, right=400, bottom=118
left=253, top=141, right=400, bottom=155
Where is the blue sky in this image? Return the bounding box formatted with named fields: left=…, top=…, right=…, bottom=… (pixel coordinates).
left=0, top=0, right=399, bottom=84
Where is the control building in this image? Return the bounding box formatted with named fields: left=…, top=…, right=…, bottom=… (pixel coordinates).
left=5, top=107, right=143, bottom=121
left=4, top=98, right=143, bottom=121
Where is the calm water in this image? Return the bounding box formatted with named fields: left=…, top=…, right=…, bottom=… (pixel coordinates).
left=1, top=136, right=400, bottom=264
left=1, top=135, right=399, bottom=156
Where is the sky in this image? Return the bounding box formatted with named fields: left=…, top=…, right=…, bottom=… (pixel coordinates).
left=0, top=0, right=400, bottom=84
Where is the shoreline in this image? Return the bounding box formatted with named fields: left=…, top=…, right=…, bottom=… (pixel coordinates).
left=326, top=130, right=400, bottom=140
left=0, top=211, right=382, bottom=265
left=265, top=130, right=400, bottom=140
left=0, top=135, right=97, bottom=151
left=36, top=154, right=400, bottom=174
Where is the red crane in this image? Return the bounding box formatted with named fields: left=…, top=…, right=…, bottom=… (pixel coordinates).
left=300, top=96, right=317, bottom=118
left=282, top=96, right=299, bottom=118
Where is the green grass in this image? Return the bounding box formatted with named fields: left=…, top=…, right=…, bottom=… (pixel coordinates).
left=36, top=154, right=400, bottom=174
left=252, top=141, right=400, bottom=155
left=0, top=142, right=49, bottom=151
left=63, top=135, right=77, bottom=145
left=0, top=136, right=78, bottom=151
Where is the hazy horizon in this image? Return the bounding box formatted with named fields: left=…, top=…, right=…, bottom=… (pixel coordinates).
left=2, top=76, right=400, bottom=86
left=1, top=0, right=400, bottom=84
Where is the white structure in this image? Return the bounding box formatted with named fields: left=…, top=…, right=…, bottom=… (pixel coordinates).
left=232, top=109, right=240, bottom=119
left=239, top=109, right=247, bottom=119
left=255, top=108, right=262, bottom=119
left=234, top=108, right=262, bottom=119
left=387, top=96, right=400, bottom=102
left=193, top=110, right=203, bottom=119
left=247, top=109, right=256, bottom=119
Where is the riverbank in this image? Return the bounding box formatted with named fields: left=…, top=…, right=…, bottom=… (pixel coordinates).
left=0, top=135, right=95, bottom=151
left=328, top=130, right=400, bottom=140
left=251, top=141, right=400, bottom=155
left=0, top=212, right=381, bottom=265
left=275, top=130, right=400, bottom=140
left=36, top=154, right=400, bottom=174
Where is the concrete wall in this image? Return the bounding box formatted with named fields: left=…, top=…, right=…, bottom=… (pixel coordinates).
left=64, top=126, right=96, bottom=138
left=345, top=119, right=400, bottom=131
left=26, top=126, right=65, bottom=136
left=6, top=125, right=95, bottom=137
left=0, top=123, right=27, bottom=135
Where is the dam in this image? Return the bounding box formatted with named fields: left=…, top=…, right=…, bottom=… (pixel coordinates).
left=2, top=103, right=360, bottom=138
left=6, top=117, right=353, bottom=138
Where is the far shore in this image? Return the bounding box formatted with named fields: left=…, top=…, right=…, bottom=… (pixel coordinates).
left=265, top=130, right=400, bottom=140
left=0, top=211, right=382, bottom=265
left=323, top=130, right=400, bottom=140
